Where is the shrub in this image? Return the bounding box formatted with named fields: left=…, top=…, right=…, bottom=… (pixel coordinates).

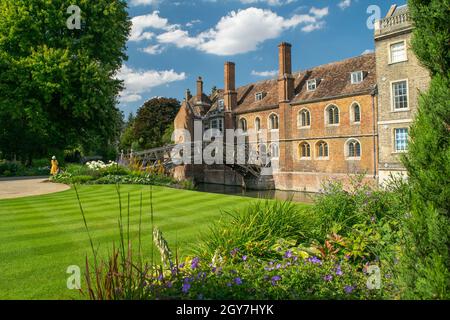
left=198, top=200, right=317, bottom=260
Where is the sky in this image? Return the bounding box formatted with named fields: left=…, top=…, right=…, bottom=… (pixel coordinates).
left=118, top=0, right=407, bottom=115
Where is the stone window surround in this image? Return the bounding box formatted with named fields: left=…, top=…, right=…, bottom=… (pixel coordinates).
left=388, top=39, right=408, bottom=65
left=324, top=104, right=340, bottom=127
left=268, top=112, right=279, bottom=131
left=390, top=79, right=410, bottom=112
left=298, top=142, right=311, bottom=160
left=269, top=142, right=280, bottom=160
left=315, top=140, right=330, bottom=160
left=254, top=117, right=261, bottom=132
left=345, top=138, right=362, bottom=160
left=297, top=108, right=311, bottom=129
left=307, top=79, right=317, bottom=91
left=349, top=101, right=361, bottom=124
left=351, top=71, right=364, bottom=84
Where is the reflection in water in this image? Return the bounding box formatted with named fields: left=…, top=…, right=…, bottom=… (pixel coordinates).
left=195, top=183, right=315, bottom=204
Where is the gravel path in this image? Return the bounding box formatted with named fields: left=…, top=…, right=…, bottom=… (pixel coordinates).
left=0, top=177, right=70, bottom=200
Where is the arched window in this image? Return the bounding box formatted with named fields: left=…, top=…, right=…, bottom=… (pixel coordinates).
left=299, top=142, right=311, bottom=158
left=347, top=139, right=361, bottom=158
left=270, top=143, right=279, bottom=158
left=326, top=105, right=339, bottom=125
left=298, top=109, right=311, bottom=127
left=269, top=114, right=279, bottom=130
left=351, top=103, right=361, bottom=123
left=255, top=117, right=261, bottom=132
left=239, top=118, right=247, bottom=132
left=316, top=141, right=329, bottom=158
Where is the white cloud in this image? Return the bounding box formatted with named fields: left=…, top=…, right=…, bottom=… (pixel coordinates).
left=251, top=70, right=278, bottom=77
left=186, top=19, right=201, bottom=27
left=362, top=49, right=374, bottom=55
left=239, top=0, right=296, bottom=6
left=153, top=7, right=328, bottom=56
left=309, top=6, right=329, bottom=18
left=130, top=11, right=175, bottom=42
left=117, top=65, right=186, bottom=103
left=141, top=44, right=165, bottom=55
left=129, top=0, right=160, bottom=6
left=338, top=0, right=352, bottom=10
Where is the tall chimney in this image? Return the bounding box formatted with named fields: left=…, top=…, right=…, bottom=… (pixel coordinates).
left=278, top=42, right=294, bottom=102
left=185, top=89, right=192, bottom=101
left=196, top=76, right=203, bottom=101
left=224, top=62, right=237, bottom=112
left=224, top=62, right=236, bottom=92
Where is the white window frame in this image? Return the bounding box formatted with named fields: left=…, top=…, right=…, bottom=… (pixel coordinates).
left=345, top=138, right=362, bottom=160
left=307, top=79, right=317, bottom=91
left=255, top=92, right=264, bottom=101
left=389, top=40, right=408, bottom=64
left=393, top=127, right=409, bottom=153
left=351, top=71, right=364, bottom=84
left=390, top=79, right=410, bottom=111
left=218, top=99, right=225, bottom=111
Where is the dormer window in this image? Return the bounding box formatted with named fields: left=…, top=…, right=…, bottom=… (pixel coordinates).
left=218, top=99, right=224, bottom=111
left=255, top=92, right=264, bottom=101
left=307, top=79, right=317, bottom=91
left=351, top=71, right=364, bottom=84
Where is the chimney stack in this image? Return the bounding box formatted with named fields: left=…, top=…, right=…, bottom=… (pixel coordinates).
left=278, top=42, right=294, bottom=102
left=224, top=62, right=236, bottom=92
left=224, top=62, right=237, bottom=113
left=196, top=76, right=203, bottom=101
left=185, top=89, right=192, bottom=101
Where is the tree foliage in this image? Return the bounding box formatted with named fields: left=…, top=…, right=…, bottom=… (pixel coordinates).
left=121, top=97, right=179, bottom=151
left=0, top=0, right=131, bottom=163
left=399, top=0, right=450, bottom=299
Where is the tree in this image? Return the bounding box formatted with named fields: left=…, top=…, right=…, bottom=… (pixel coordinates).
left=131, top=98, right=179, bottom=150
left=399, top=0, right=450, bottom=299
left=0, top=0, right=131, bottom=163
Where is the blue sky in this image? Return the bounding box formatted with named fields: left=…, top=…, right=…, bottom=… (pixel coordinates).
left=119, top=0, right=406, bottom=115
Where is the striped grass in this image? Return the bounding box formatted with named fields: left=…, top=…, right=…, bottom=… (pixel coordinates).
left=0, top=184, right=254, bottom=299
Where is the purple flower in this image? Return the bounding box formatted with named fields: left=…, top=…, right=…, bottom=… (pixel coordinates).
left=227, top=282, right=232, bottom=287
left=284, top=250, right=293, bottom=259
left=179, top=263, right=185, bottom=268
left=191, top=257, right=200, bottom=269
left=276, top=263, right=282, bottom=269
left=271, top=275, right=282, bottom=285
left=324, top=275, right=333, bottom=282
left=242, top=255, right=248, bottom=261
left=308, top=256, right=322, bottom=265
left=234, top=277, right=242, bottom=285
left=335, top=265, right=343, bottom=276
left=166, top=281, right=173, bottom=288
left=230, top=248, right=239, bottom=257
left=157, top=273, right=164, bottom=281
left=182, top=282, right=191, bottom=293
left=344, top=285, right=355, bottom=294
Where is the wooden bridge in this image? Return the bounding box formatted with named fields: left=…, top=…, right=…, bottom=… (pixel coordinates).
left=119, top=142, right=272, bottom=178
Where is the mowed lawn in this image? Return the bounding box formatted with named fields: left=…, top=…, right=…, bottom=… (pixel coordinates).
left=0, top=184, right=255, bottom=300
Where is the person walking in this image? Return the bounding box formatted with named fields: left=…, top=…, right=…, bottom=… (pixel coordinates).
left=50, top=156, right=59, bottom=176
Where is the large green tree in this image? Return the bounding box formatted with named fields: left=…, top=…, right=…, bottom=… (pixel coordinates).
left=0, top=0, right=131, bottom=163
left=124, top=97, right=179, bottom=151
left=399, top=0, right=450, bottom=299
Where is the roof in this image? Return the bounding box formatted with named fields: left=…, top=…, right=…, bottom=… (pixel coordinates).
left=183, top=53, right=376, bottom=117
left=234, top=53, right=376, bottom=114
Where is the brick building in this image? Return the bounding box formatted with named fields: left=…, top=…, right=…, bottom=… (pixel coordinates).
left=173, top=4, right=430, bottom=192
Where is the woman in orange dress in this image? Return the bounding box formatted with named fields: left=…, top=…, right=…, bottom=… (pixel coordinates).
left=50, top=156, right=59, bottom=175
